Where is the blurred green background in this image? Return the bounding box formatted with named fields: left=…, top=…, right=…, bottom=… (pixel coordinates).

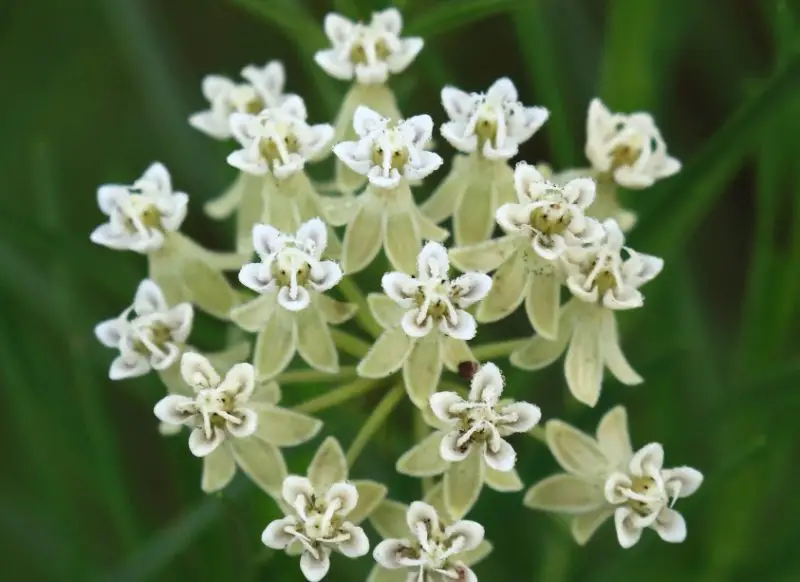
left=2, top=0, right=799, bottom=580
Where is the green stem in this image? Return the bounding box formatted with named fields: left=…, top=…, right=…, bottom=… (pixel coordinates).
left=330, top=328, right=371, bottom=358
left=471, top=339, right=528, bottom=360
left=338, top=277, right=383, bottom=339
left=277, top=366, right=358, bottom=385
left=292, top=378, right=381, bottom=414
left=346, top=384, right=404, bottom=467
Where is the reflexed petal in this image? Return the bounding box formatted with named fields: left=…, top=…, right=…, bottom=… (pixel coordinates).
left=614, top=506, right=643, bottom=548
left=444, top=519, right=484, bottom=552
left=338, top=523, right=370, bottom=557
left=254, top=309, right=296, bottom=380
left=381, top=273, right=418, bottom=308
left=460, top=539, right=493, bottom=567
left=468, top=362, right=504, bottom=404
left=350, top=480, right=389, bottom=525
left=571, top=508, right=614, bottom=545
left=315, top=294, right=357, bottom=324
left=261, top=516, right=296, bottom=550
left=367, top=293, right=407, bottom=330
left=326, top=482, right=359, bottom=515
left=421, top=158, right=468, bottom=223
left=402, top=337, right=443, bottom=408
left=629, top=443, right=664, bottom=475
left=498, top=401, right=541, bottom=434
left=357, top=326, right=414, bottom=379
left=510, top=300, right=579, bottom=370
left=600, top=309, right=642, bottom=385
left=448, top=236, right=521, bottom=273
left=133, top=279, right=168, bottom=315
left=252, top=379, right=281, bottom=406
left=476, top=251, right=528, bottom=323
left=373, top=539, right=413, bottom=569
left=370, top=499, right=411, bottom=540
left=110, top=353, right=150, bottom=380
left=454, top=160, right=498, bottom=246
left=181, top=258, right=238, bottom=320
left=483, top=437, right=516, bottom=472
left=342, top=195, right=384, bottom=274
left=439, top=309, right=476, bottom=340
left=564, top=313, right=604, bottom=407
left=525, top=272, right=561, bottom=340
left=231, top=439, right=287, bottom=497
left=384, top=211, right=421, bottom=275
left=440, top=431, right=471, bottom=463
left=367, top=566, right=407, bottom=582
left=451, top=273, right=493, bottom=308
left=663, top=467, right=704, bottom=499
left=230, top=295, right=275, bottom=333
left=653, top=508, right=687, bottom=543
left=429, top=392, right=464, bottom=424
left=153, top=394, right=194, bottom=425
left=523, top=473, right=606, bottom=513
left=484, top=466, right=524, bottom=492
left=396, top=431, right=449, bottom=477
left=201, top=445, right=236, bottom=493
left=308, top=437, right=348, bottom=490
left=94, top=318, right=126, bottom=348
left=596, top=406, right=633, bottom=466
left=295, top=306, right=338, bottom=373
left=189, top=426, right=226, bottom=457
left=440, top=336, right=475, bottom=372
left=545, top=420, right=610, bottom=477
left=300, top=546, right=331, bottom=582
left=180, top=352, right=220, bottom=388
left=251, top=403, right=322, bottom=447
left=444, top=450, right=485, bottom=520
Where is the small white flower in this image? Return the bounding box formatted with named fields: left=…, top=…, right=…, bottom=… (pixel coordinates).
left=263, top=476, right=370, bottom=582
left=373, top=501, right=484, bottom=582
left=496, top=162, right=604, bottom=261
left=382, top=241, right=491, bottom=340
left=154, top=352, right=258, bottom=457
left=563, top=218, right=663, bottom=310
left=227, top=98, right=334, bottom=179
left=334, top=106, right=442, bottom=189
left=441, top=78, right=549, bottom=160
left=605, top=443, right=704, bottom=548
left=430, top=363, right=541, bottom=472
left=90, top=163, right=188, bottom=254
left=585, top=98, right=681, bottom=189
left=95, top=279, right=193, bottom=380
left=190, top=61, right=296, bottom=140
left=239, top=218, right=342, bottom=312
left=314, top=8, right=423, bottom=85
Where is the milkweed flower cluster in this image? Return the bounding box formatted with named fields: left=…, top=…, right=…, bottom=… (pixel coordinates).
left=90, top=5, right=701, bottom=580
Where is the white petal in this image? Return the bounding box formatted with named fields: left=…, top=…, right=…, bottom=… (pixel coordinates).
left=373, top=539, right=413, bottom=569
left=662, top=467, right=704, bottom=499
left=133, top=279, right=167, bottom=315
left=153, top=394, right=194, bottom=425
left=403, top=115, right=435, bottom=149
left=238, top=263, right=275, bottom=295
left=226, top=408, right=258, bottom=438
left=629, top=443, right=664, bottom=476
left=653, top=508, right=687, bottom=543
left=323, top=12, right=354, bottom=44
left=282, top=475, right=314, bottom=506
left=252, top=224, right=285, bottom=258
left=468, top=362, right=504, bottom=404
left=296, top=218, right=328, bottom=256
left=188, top=426, right=226, bottom=457
left=180, top=352, right=220, bottom=389
left=314, top=49, right=354, bottom=81
left=277, top=286, right=311, bottom=311
left=325, top=481, right=359, bottom=516
left=483, top=437, right=516, bottom=472
left=406, top=501, right=439, bottom=534
left=261, top=516, right=296, bottom=550
left=309, top=261, right=343, bottom=292
left=440, top=431, right=471, bottom=463
left=513, top=162, right=545, bottom=201
left=218, top=363, right=255, bottom=400
left=300, top=546, right=331, bottom=582
left=487, top=77, right=517, bottom=101
left=614, top=506, right=643, bottom=548
left=338, top=523, right=370, bottom=557
left=109, top=353, right=150, bottom=380
left=494, top=202, right=529, bottom=234
left=381, top=272, right=418, bottom=307
left=439, top=309, right=477, bottom=340
left=97, top=184, right=127, bottom=215
left=149, top=343, right=181, bottom=371
left=429, top=392, right=464, bottom=424
left=333, top=141, right=372, bottom=176
left=451, top=273, right=492, bottom=308
left=94, top=318, right=126, bottom=348
left=498, top=401, right=541, bottom=434
left=603, top=471, right=632, bottom=504
left=417, top=241, right=450, bottom=280
left=563, top=178, right=596, bottom=208
left=441, top=86, right=475, bottom=121
left=404, top=150, right=443, bottom=182
left=401, top=309, right=434, bottom=337
left=444, top=519, right=484, bottom=552
left=165, top=303, right=193, bottom=343
left=353, top=105, right=387, bottom=137
left=372, top=8, right=403, bottom=35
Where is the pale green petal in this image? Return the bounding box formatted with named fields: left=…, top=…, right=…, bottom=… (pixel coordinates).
left=295, top=305, right=339, bottom=373
left=476, top=251, right=529, bottom=323
left=357, top=326, right=413, bottom=379
left=180, top=257, right=238, bottom=320
left=251, top=403, right=322, bottom=447
left=523, top=473, right=606, bottom=513
left=440, top=336, right=475, bottom=373
left=254, top=308, right=297, bottom=380
left=396, top=431, right=449, bottom=477
left=384, top=210, right=421, bottom=274
left=571, top=508, right=614, bottom=545
left=454, top=157, right=497, bottom=246
left=235, top=176, right=267, bottom=254
left=510, top=300, right=579, bottom=371
left=230, top=295, right=276, bottom=332
left=316, top=295, right=357, bottom=325
left=342, top=195, right=384, bottom=274
left=484, top=466, right=524, bottom=492
left=204, top=172, right=245, bottom=220
left=444, top=450, right=485, bottom=520
left=403, top=336, right=443, bottom=409
left=421, top=156, right=469, bottom=223
left=449, top=236, right=521, bottom=273
left=545, top=419, right=609, bottom=477
left=201, top=445, right=237, bottom=493
left=600, top=309, right=642, bottom=385
left=525, top=272, right=562, bottom=340
left=565, top=309, right=605, bottom=407
left=308, top=437, right=348, bottom=489
left=369, top=499, right=410, bottom=539
left=595, top=406, right=633, bottom=466
left=349, top=480, right=389, bottom=524
left=367, top=293, right=405, bottom=330
left=231, top=438, right=287, bottom=497
left=204, top=340, right=252, bottom=372
left=460, top=540, right=494, bottom=567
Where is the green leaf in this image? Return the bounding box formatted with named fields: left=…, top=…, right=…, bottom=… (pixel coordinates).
left=406, top=0, right=520, bottom=39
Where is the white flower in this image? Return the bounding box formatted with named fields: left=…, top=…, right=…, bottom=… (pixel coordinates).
left=334, top=106, right=442, bottom=189
left=314, top=8, right=423, bottom=85
left=524, top=408, right=703, bottom=548
left=496, top=162, right=603, bottom=261
left=563, top=218, right=663, bottom=310
left=227, top=98, right=334, bottom=179
left=154, top=353, right=258, bottom=456
left=90, top=163, right=188, bottom=253
left=95, top=279, right=192, bottom=380
left=239, top=218, right=342, bottom=312
left=373, top=501, right=484, bottom=582
left=585, top=98, right=681, bottom=189
left=605, top=443, right=703, bottom=548
left=382, top=241, right=491, bottom=340
left=441, top=78, right=549, bottom=160
left=430, top=363, right=541, bottom=472
left=189, top=61, right=296, bottom=140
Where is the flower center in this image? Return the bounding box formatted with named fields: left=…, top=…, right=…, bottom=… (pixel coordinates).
left=529, top=204, right=571, bottom=236
left=271, top=248, right=313, bottom=287
left=121, top=194, right=162, bottom=234
left=371, top=130, right=409, bottom=170
left=229, top=85, right=264, bottom=115
left=193, top=387, right=241, bottom=432
left=584, top=254, right=620, bottom=296
left=349, top=33, right=392, bottom=65
left=257, top=123, right=301, bottom=163
left=627, top=476, right=668, bottom=516
left=610, top=143, right=642, bottom=169
left=131, top=320, right=173, bottom=355
left=474, top=108, right=499, bottom=146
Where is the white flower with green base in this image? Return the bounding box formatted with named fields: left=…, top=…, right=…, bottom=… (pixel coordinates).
left=449, top=162, right=602, bottom=341
left=315, top=9, right=423, bottom=192
left=524, top=407, right=703, bottom=547
left=396, top=362, right=539, bottom=520
left=357, top=242, right=491, bottom=409
left=154, top=352, right=322, bottom=495
left=511, top=218, right=663, bottom=406
left=233, top=218, right=355, bottom=381
left=423, top=78, right=550, bottom=246
left=90, top=163, right=245, bottom=319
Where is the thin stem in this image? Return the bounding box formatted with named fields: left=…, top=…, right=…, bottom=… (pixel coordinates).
left=338, top=277, right=383, bottom=339
left=346, top=384, right=404, bottom=467
left=292, top=378, right=381, bottom=414
left=277, top=366, right=358, bottom=385
left=528, top=426, right=547, bottom=444
left=471, top=339, right=528, bottom=360
left=331, top=328, right=371, bottom=358
left=413, top=409, right=434, bottom=495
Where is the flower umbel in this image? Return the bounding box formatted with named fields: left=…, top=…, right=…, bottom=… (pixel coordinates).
left=95, top=279, right=192, bottom=380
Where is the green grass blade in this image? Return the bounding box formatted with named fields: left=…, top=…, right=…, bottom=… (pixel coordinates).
left=406, top=0, right=519, bottom=39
